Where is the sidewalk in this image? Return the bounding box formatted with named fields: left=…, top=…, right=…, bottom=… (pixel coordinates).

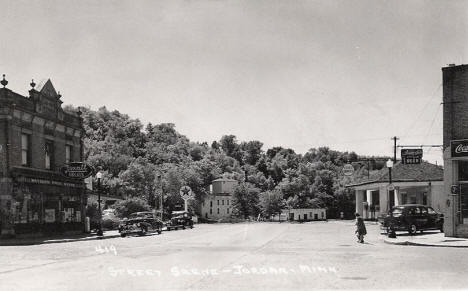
left=0, top=230, right=121, bottom=246
left=382, top=231, right=468, bottom=248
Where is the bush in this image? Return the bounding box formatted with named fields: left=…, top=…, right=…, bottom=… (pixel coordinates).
left=86, top=203, right=101, bottom=225
left=114, top=197, right=150, bottom=218
left=101, top=217, right=120, bottom=230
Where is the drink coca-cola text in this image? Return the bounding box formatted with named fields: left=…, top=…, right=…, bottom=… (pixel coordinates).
left=455, top=144, right=468, bottom=154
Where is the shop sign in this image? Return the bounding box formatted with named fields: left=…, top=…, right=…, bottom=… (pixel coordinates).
left=451, top=139, right=468, bottom=158
left=180, top=186, right=194, bottom=200
left=342, top=164, right=354, bottom=176
left=401, top=149, right=423, bottom=164
left=61, top=162, right=94, bottom=179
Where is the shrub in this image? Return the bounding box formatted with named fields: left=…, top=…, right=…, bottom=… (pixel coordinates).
left=101, top=217, right=120, bottom=230
left=113, top=197, right=150, bottom=218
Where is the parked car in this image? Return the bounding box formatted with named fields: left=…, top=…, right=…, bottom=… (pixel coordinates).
left=118, top=212, right=163, bottom=237
left=380, top=204, right=444, bottom=235
left=166, top=211, right=194, bottom=231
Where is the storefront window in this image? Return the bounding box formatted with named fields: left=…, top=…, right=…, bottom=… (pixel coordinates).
left=459, top=161, right=468, bottom=181
left=460, top=184, right=468, bottom=224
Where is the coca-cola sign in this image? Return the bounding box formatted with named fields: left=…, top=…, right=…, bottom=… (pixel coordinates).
left=61, top=162, right=94, bottom=179
left=451, top=139, right=468, bottom=157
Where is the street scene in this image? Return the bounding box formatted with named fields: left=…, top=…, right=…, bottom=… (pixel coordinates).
left=1, top=0, right=468, bottom=290
left=2, top=222, right=468, bottom=291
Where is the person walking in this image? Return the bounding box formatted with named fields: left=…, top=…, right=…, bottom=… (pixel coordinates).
left=355, top=213, right=367, bottom=243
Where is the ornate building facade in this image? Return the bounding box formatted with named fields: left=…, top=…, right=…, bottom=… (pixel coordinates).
left=0, top=75, right=85, bottom=237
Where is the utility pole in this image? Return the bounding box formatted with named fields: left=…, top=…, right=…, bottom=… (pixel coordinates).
left=157, top=174, right=163, bottom=220
left=392, top=136, right=399, bottom=163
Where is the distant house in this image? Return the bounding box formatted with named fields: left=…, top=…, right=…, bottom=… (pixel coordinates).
left=285, top=208, right=326, bottom=221
left=348, top=161, right=444, bottom=219
left=201, top=178, right=238, bottom=220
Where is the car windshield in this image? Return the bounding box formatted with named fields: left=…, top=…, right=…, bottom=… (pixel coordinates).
left=129, top=213, right=152, bottom=219
left=392, top=207, right=404, bottom=216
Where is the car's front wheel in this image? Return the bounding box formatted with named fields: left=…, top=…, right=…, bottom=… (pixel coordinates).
left=408, top=224, right=417, bottom=235
left=139, top=226, right=147, bottom=236
left=120, top=233, right=126, bottom=238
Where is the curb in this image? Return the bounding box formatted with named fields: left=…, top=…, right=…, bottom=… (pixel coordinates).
left=383, top=238, right=468, bottom=248
left=0, top=233, right=121, bottom=246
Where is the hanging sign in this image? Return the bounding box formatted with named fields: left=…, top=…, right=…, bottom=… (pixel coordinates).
left=61, top=162, right=94, bottom=179
left=401, top=149, right=423, bottom=164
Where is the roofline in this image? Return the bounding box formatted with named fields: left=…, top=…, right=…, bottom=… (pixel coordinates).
left=346, top=178, right=443, bottom=188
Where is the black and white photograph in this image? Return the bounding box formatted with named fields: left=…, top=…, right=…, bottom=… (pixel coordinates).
left=0, top=1, right=468, bottom=290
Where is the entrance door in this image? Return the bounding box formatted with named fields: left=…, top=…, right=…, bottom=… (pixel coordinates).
left=289, top=213, right=294, bottom=221
left=303, top=214, right=307, bottom=221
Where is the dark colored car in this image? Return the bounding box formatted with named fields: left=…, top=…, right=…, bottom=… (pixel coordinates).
left=166, top=211, right=194, bottom=231
left=380, top=204, right=444, bottom=235
left=118, top=212, right=164, bottom=237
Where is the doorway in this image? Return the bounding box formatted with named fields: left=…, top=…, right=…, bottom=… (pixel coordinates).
left=460, top=184, right=468, bottom=224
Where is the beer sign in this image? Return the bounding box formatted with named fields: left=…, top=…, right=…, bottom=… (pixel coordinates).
left=451, top=139, right=468, bottom=158
left=61, top=162, right=94, bottom=179
left=401, top=149, right=423, bottom=164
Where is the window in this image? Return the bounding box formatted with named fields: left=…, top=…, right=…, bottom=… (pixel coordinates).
left=210, top=201, right=213, bottom=207
left=401, top=193, right=407, bottom=204
left=217, top=208, right=219, bottom=214
left=227, top=200, right=230, bottom=205
left=422, top=193, right=428, bottom=205
left=420, top=207, right=428, bottom=214
left=210, top=209, right=212, bottom=214
left=65, top=145, right=72, bottom=164
left=459, top=161, right=468, bottom=181
left=392, top=207, right=404, bottom=217
left=227, top=208, right=229, bottom=214
left=217, top=200, right=219, bottom=205
left=428, top=207, right=437, bottom=214
left=21, top=134, right=30, bottom=166
left=222, top=200, right=224, bottom=205
left=45, top=140, right=54, bottom=170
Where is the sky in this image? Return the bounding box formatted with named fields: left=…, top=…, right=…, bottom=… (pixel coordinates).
left=1, top=0, right=467, bottom=165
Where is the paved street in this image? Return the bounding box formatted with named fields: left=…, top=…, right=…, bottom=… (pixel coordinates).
left=1, top=221, right=467, bottom=291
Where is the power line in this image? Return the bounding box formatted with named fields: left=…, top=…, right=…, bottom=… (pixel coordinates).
left=423, top=103, right=442, bottom=145
left=400, top=83, right=442, bottom=138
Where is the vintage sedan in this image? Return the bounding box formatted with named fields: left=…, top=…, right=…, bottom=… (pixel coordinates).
left=118, top=212, right=164, bottom=237
left=380, top=204, right=444, bottom=235
left=166, top=211, right=194, bottom=231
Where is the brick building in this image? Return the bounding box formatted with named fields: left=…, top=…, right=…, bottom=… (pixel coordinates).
left=442, top=64, right=468, bottom=238
left=0, top=75, right=85, bottom=237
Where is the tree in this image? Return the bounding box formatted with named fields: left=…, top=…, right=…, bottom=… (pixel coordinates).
left=259, top=190, right=284, bottom=220
left=113, top=197, right=150, bottom=218
left=231, top=183, right=260, bottom=219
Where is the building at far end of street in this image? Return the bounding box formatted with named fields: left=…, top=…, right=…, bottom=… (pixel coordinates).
left=349, top=161, right=445, bottom=220
left=201, top=178, right=237, bottom=220
left=282, top=208, right=326, bottom=221
left=0, top=76, right=85, bottom=237
left=442, top=64, right=468, bottom=238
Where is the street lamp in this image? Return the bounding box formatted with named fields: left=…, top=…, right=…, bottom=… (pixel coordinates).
left=96, top=171, right=103, bottom=237
left=386, top=159, right=394, bottom=213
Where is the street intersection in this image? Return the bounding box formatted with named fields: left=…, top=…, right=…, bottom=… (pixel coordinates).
left=1, top=221, right=467, bottom=290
